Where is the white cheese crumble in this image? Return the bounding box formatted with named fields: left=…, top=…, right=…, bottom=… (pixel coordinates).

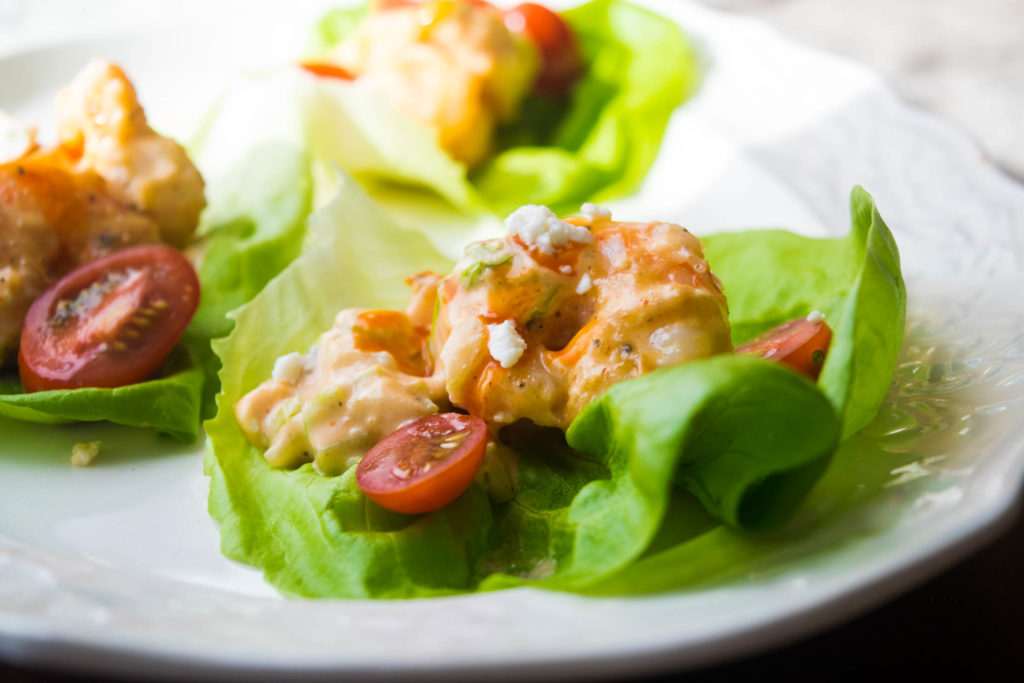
left=580, top=202, right=611, bottom=220
left=272, top=345, right=320, bottom=384
left=575, top=273, right=593, bottom=294
left=486, top=320, right=527, bottom=369
left=272, top=352, right=307, bottom=384
left=71, top=441, right=101, bottom=467
left=505, top=204, right=593, bottom=255
left=559, top=265, right=572, bottom=274
left=807, top=310, right=826, bottom=323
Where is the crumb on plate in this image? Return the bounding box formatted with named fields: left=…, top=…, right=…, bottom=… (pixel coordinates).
left=71, top=441, right=101, bottom=467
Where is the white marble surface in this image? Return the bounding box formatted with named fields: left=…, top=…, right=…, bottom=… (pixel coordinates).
left=699, top=0, right=1024, bottom=178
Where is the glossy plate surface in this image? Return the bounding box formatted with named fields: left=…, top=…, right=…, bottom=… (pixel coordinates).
left=1, top=0, right=1023, bottom=678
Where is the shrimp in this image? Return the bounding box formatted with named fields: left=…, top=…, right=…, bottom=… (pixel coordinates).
left=434, top=205, right=733, bottom=430
left=55, top=60, right=206, bottom=247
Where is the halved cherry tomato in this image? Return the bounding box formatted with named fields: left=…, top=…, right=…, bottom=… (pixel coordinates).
left=504, top=3, right=582, bottom=97
left=18, top=244, right=200, bottom=392
left=356, top=413, right=487, bottom=514
left=298, top=61, right=355, bottom=81
left=735, top=315, right=833, bottom=379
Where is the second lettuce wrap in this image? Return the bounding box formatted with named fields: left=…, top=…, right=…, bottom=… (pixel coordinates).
left=305, top=0, right=697, bottom=220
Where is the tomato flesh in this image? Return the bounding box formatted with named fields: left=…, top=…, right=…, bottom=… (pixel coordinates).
left=18, top=244, right=200, bottom=392
left=735, top=316, right=833, bottom=379
left=504, top=3, right=582, bottom=96
left=356, top=413, right=487, bottom=514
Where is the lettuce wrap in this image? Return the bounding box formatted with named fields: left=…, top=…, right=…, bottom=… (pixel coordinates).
left=303, top=0, right=697, bottom=238
left=204, top=176, right=905, bottom=598
left=0, top=139, right=313, bottom=440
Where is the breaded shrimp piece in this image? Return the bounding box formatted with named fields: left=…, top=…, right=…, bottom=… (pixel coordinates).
left=434, top=205, right=733, bottom=430
left=55, top=60, right=205, bottom=247
left=0, top=150, right=160, bottom=362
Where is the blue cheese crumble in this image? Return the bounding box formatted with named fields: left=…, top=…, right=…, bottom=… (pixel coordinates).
left=486, top=320, right=527, bottom=368
left=505, top=204, right=593, bottom=255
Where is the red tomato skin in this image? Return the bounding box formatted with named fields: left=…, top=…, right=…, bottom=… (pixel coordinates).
left=356, top=413, right=488, bottom=514
left=735, top=317, right=833, bottom=379
left=18, top=245, right=200, bottom=392
left=504, top=3, right=582, bottom=96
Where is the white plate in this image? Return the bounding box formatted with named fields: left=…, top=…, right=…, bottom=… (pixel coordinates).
left=2, top=0, right=1024, bottom=679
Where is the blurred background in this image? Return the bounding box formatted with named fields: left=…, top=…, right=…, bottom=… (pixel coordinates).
left=698, top=0, right=1024, bottom=178
left=682, top=1, right=1024, bottom=679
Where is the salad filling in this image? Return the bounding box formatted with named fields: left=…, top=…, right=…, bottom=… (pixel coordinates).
left=235, top=203, right=732, bottom=482
left=207, top=178, right=904, bottom=599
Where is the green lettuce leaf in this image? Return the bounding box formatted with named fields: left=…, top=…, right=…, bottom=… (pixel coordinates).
left=0, top=137, right=313, bottom=437
left=0, top=344, right=204, bottom=442
left=703, top=186, right=906, bottom=437
left=306, top=0, right=696, bottom=218
left=206, top=180, right=904, bottom=598
left=478, top=356, right=837, bottom=592
left=188, top=143, right=313, bottom=341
